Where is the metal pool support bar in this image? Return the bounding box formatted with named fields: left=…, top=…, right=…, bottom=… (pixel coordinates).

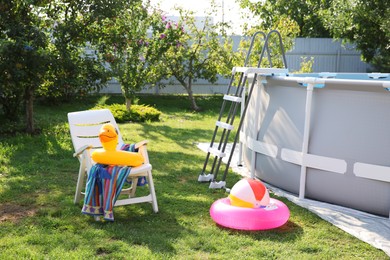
left=297, top=77, right=325, bottom=199
left=198, top=30, right=288, bottom=189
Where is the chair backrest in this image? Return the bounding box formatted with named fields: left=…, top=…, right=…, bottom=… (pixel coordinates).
left=68, top=109, right=124, bottom=152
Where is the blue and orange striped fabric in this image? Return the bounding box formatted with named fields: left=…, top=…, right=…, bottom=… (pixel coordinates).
left=82, top=164, right=131, bottom=221
left=81, top=143, right=146, bottom=221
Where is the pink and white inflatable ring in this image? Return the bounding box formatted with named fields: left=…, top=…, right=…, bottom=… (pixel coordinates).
left=210, top=198, right=290, bottom=230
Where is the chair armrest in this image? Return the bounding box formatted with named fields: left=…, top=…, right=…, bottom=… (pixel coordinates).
left=135, top=140, right=148, bottom=149
left=73, top=145, right=93, bottom=158
left=134, top=140, right=150, bottom=164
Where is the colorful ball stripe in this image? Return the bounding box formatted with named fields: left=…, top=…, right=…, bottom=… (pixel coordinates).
left=228, top=178, right=270, bottom=208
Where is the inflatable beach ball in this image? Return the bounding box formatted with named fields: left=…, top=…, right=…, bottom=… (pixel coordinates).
left=228, top=178, right=270, bottom=208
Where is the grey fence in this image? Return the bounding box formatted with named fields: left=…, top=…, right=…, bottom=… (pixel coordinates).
left=286, top=38, right=371, bottom=73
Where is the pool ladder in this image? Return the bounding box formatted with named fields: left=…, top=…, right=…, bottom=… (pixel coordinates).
left=198, top=30, right=288, bottom=189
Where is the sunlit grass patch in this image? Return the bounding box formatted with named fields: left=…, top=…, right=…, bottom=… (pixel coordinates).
left=0, top=94, right=387, bottom=259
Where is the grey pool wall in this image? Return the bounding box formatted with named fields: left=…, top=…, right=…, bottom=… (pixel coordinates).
left=241, top=73, right=390, bottom=217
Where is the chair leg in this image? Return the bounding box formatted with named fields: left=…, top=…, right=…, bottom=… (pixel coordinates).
left=74, top=162, right=85, bottom=204
left=130, top=177, right=138, bottom=198
left=147, top=170, right=159, bottom=213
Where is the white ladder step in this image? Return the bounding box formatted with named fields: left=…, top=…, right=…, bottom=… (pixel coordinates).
left=207, top=147, right=226, bottom=158
left=198, top=173, right=214, bottom=182
left=216, top=121, right=234, bottom=130
left=209, top=181, right=226, bottom=189
left=223, top=95, right=242, bottom=103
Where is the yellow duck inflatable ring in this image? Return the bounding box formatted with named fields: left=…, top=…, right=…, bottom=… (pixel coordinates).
left=91, top=123, right=144, bottom=167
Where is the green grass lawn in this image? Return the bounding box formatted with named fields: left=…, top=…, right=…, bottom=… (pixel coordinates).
left=0, top=94, right=387, bottom=259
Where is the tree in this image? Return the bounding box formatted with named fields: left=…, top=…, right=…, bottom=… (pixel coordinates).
left=157, top=7, right=236, bottom=111
left=0, top=0, right=119, bottom=133
left=0, top=0, right=51, bottom=133
left=0, top=0, right=133, bottom=133
left=239, top=0, right=390, bottom=72
left=321, top=0, right=390, bottom=72
left=93, top=1, right=173, bottom=110
left=40, top=0, right=114, bottom=102
left=238, top=0, right=331, bottom=38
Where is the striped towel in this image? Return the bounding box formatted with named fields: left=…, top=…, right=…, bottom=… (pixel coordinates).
left=82, top=164, right=131, bottom=221
left=81, top=143, right=146, bottom=221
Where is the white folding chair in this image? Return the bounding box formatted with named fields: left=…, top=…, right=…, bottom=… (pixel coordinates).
left=67, top=109, right=158, bottom=213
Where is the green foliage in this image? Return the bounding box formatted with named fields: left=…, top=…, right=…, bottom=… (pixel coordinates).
left=0, top=0, right=52, bottom=132
left=238, top=19, right=300, bottom=69
left=238, top=0, right=331, bottom=38
left=296, top=57, right=314, bottom=73
left=94, top=103, right=162, bottom=123
left=0, top=0, right=118, bottom=132
left=239, top=0, right=390, bottom=72
left=37, top=44, right=109, bottom=103
left=39, top=1, right=114, bottom=102
left=93, top=0, right=174, bottom=107
left=0, top=117, right=25, bottom=136
left=157, top=2, right=237, bottom=111
left=128, top=104, right=161, bottom=123
left=321, top=0, right=390, bottom=72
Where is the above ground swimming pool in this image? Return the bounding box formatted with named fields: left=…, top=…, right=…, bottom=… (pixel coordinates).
left=240, top=72, right=390, bottom=218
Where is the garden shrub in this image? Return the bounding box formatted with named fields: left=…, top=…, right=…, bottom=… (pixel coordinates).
left=95, top=103, right=161, bottom=123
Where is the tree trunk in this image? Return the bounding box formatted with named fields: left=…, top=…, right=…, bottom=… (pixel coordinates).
left=186, top=80, right=200, bottom=111
left=125, top=97, right=132, bottom=111
left=25, top=86, right=35, bottom=134
left=177, top=76, right=201, bottom=111
left=185, top=61, right=200, bottom=111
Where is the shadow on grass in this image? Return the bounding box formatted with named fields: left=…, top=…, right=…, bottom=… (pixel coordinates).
left=0, top=94, right=309, bottom=258
left=0, top=132, right=76, bottom=202
left=0, top=145, right=304, bottom=257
